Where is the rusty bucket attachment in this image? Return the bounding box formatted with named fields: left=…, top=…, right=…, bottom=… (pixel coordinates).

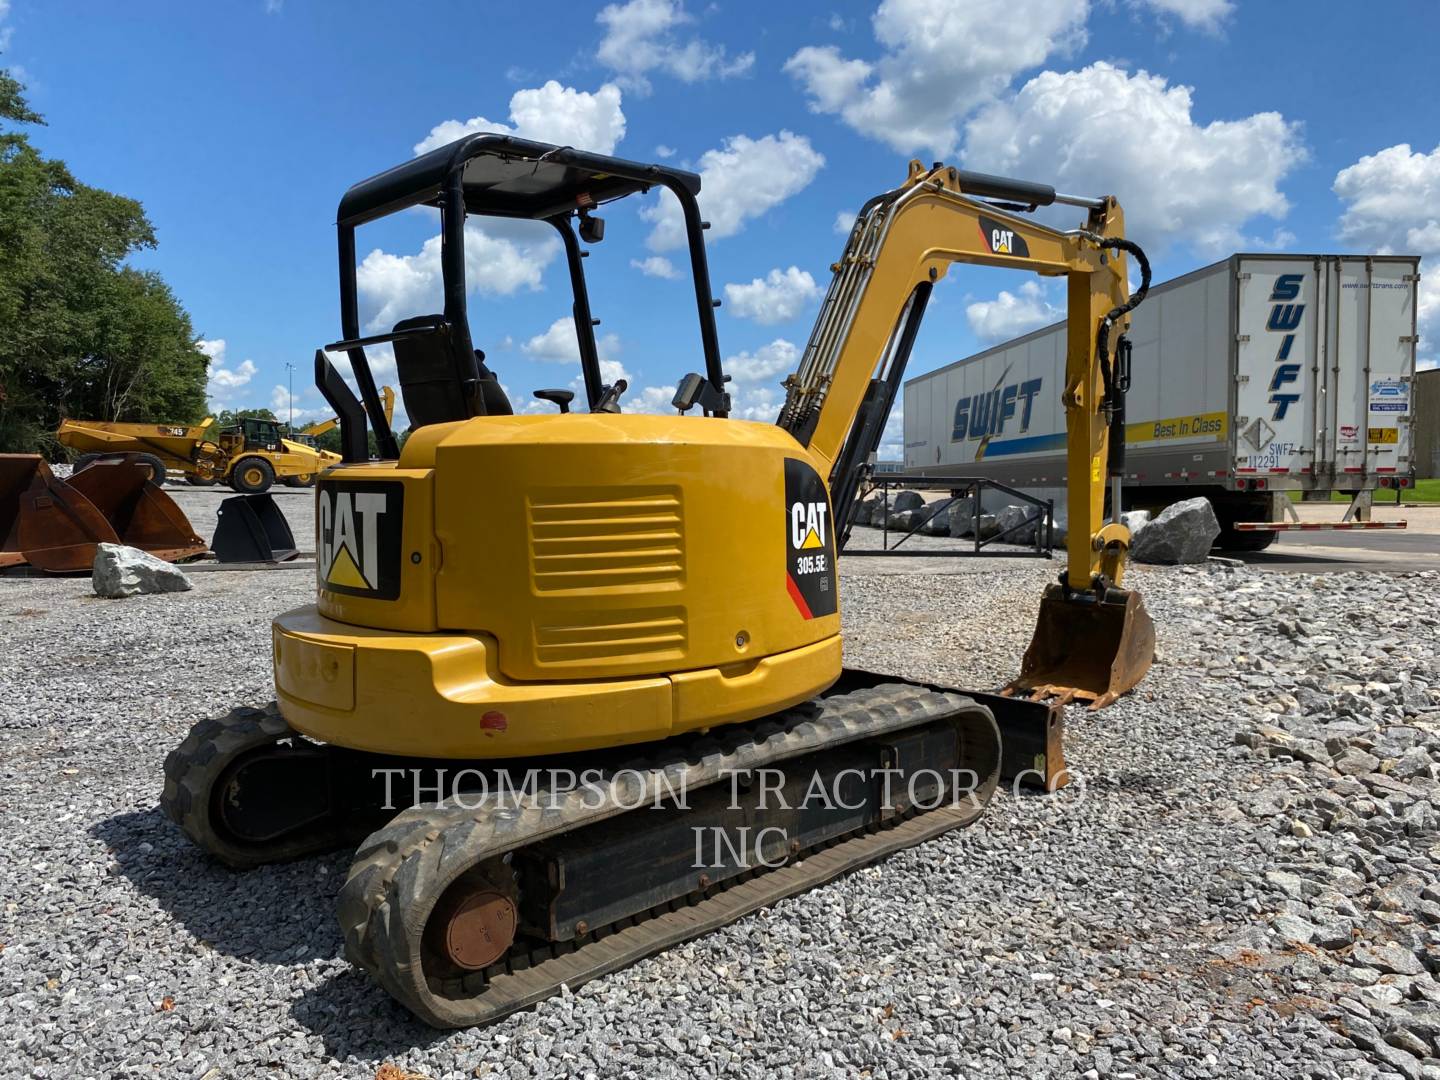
left=0, top=453, right=206, bottom=573
left=1004, top=583, right=1156, bottom=711
left=0, top=454, right=119, bottom=572
left=65, top=456, right=206, bottom=563
left=212, top=493, right=298, bottom=563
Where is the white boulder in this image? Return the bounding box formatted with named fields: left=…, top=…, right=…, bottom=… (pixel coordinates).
left=1129, top=498, right=1220, bottom=564
left=92, top=543, right=194, bottom=598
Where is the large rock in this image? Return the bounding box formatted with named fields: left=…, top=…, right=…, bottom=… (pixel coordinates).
left=92, top=543, right=194, bottom=598
left=1121, top=509, right=1152, bottom=537
left=947, top=497, right=978, bottom=537
left=890, top=489, right=925, bottom=512
left=851, top=497, right=883, bottom=527
left=920, top=503, right=953, bottom=535
left=994, top=504, right=1038, bottom=545
left=1129, top=497, right=1220, bottom=564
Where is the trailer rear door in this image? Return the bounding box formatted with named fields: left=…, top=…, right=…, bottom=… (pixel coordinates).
left=1234, top=257, right=1319, bottom=479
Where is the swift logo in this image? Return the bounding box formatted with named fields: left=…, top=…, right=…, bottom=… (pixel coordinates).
left=783, top=459, right=836, bottom=620
left=952, top=375, right=1043, bottom=454
left=979, top=215, right=1030, bottom=258
left=317, top=481, right=404, bottom=599
left=1265, top=274, right=1305, bottom=421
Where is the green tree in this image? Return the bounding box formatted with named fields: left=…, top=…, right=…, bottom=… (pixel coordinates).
left=0, top=69, right=208, bottom=454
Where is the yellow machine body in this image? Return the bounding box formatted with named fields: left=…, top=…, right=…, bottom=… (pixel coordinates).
left=276, top=158, right=1155, bottom=758
left=275, top=414, right=843, bottom=757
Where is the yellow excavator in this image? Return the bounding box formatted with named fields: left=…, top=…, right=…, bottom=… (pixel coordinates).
left=162, top=138, right=1154, bottom=1027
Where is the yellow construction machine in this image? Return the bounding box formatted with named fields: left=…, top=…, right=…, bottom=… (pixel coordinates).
left=163, top=138, right=1153, bottom=1027
left=57, top=412, right=345, bottom=492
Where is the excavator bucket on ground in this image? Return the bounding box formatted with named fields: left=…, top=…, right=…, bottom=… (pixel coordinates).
left=211, top=493, right=298, bottom=563
left=0, top=454, right=119, bottom=571
left=0, top=454, right=205, bottom=573
left=1006, top=584, right=1156, bottom=710
left=65, top=457, right=206, bottom=563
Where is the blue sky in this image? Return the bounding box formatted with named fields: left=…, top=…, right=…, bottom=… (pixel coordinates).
left=6, top=0, right=1439, bottom=446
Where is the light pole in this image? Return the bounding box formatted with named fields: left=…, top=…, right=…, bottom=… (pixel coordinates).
left=284, top=361, right=294, bottom=432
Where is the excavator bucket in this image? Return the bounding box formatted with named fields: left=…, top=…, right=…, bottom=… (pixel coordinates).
left=1005, top=584, right=1156, bottom=711
left=212, top=493, right=298, bottom=563
left=0, top=454, right=120, bottom=572
left=65, top=456, right=207, bottom=563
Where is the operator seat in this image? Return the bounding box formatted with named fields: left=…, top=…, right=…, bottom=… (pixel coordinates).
left=391, top=315, right=512, bottom=426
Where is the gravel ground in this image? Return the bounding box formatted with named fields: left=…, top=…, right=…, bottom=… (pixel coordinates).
left=1, top=557, right=1438, bottom=1079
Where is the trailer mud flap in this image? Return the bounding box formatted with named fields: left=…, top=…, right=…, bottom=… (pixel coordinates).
left=65, top=457, right=206, bottom=563
left=213, top=493, right=298, bottom=563
left=1005, top=585, right=1155, bottom=711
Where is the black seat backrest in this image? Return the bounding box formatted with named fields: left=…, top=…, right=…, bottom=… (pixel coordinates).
left=391, top=315, right=472, bottom=428
left=391, top=315, right=515, bottom=427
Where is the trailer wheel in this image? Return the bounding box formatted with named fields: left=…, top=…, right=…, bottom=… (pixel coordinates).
left=230, top=457, right=275, bottom=494
left=135, top=453, right=168, bottom=486
left=1217, top=529, right=1276, bottom=552
left=283, top=473, right=314, bottom=488
left=186, top=475, right=218, bottom=487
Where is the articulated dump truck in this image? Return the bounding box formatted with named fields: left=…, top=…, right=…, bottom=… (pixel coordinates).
left=57, top=414, right=341, bottom=494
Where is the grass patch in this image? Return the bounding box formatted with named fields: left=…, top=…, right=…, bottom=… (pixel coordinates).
left=1287, top=478, right=1440, bottom=505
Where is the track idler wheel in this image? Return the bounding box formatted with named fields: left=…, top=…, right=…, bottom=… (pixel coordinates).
left=162, top=704, right=345, bottom=868
left=1005, top=583, right=1155, bottom=710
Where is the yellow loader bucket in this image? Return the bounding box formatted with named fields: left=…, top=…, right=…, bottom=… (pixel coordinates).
left=1005, top=584, right=1156, bottom=711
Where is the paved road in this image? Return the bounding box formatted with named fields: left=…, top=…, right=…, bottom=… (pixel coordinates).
left=1232, top=505, right=1439, bottom=574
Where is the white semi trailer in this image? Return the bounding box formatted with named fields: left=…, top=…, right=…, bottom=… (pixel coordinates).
left=902, top=254, right=1419, bottom=550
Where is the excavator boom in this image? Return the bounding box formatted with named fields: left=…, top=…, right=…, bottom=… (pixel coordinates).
left=780, top=160, right=1154, bottom=707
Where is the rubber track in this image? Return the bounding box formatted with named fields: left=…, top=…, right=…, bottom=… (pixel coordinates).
left=161, top=703, right=338, bottom=868
left=338, top=682, right=1001, bottom=1028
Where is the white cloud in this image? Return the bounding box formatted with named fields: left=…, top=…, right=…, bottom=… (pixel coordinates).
left=641, top=131, right=824, bottom=251
left=965, top=281, right=1061, bottom=343
left=269, top=384, right=329, bottom=425
left=655, top=144, right=676, bottom=159
left=0, top=0, right=13, bottom=49
left=356, top=222, right=560, bottom=331
left=522, top=317, right=621, bottom=364
left=727, top=338, right=800, bottom=384
left=414, top=81, right=626, bottom=156
left=625, top=385, right=680, bottom=414
left=785, top=0, right=1088, bottom=157
left=631, top=255, right=680, bottom=279
left=201, top=339, right=260, bottom=398
left=1333, top=142, right=1440, bottom=364
left=596, top=0, right=754, bottom=94
left=724, top=267, right=822, bottom=325
left=834, top=210, right=857, bottom=235
left=963, top=62, right=1304, bottom=255
left=1129, top=0, right=1233, bottom=33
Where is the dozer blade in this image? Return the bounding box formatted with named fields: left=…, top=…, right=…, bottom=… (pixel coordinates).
left=0, top=454, right=119, bottom=572
left=1004, top=583, right=1156, bottom=711
left=65, top=455, right=207, bottom=563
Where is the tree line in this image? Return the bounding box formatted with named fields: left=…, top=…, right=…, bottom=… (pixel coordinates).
left=0, top=69, right=209, bottom=454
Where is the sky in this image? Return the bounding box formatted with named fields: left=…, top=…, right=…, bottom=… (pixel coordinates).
left=6, top=0, right=1439, bottom=453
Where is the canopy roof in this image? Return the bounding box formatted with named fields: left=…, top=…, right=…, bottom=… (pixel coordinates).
left=336, top=134, right=703, bottom=226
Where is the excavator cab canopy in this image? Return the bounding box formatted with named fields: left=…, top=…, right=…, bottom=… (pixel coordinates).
left=323, top=136, right=729, bottom=462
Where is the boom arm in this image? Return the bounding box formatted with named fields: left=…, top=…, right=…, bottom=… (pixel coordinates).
left=779, top=160, right=1146, bottom=595
left=301, top=385, right=396, bottom=438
